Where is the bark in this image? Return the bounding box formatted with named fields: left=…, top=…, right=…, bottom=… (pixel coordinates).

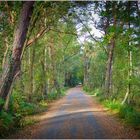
left=5, top=1, right=14, bottom=25
left=2, top=37, right=9, bottom=69
left=0, top=1, right=34, bottom=111
left=4, top=71, right=20, bottom=111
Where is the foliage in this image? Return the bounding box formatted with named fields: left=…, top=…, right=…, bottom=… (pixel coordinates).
left=0, top=110, right=14, bottom=137
left=0, top=0, right=140, bottom=137
left=103, top=100, right=140, bottom=127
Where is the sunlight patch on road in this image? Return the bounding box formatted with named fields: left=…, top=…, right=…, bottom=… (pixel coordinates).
left=25, top=107, right=108, bottom=123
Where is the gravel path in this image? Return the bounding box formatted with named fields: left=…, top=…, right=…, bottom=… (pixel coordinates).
left=9, top=87, right=139, bottom=139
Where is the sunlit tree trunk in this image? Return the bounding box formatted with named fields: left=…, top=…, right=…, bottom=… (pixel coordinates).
left=0, top=1, right=34, bottom=111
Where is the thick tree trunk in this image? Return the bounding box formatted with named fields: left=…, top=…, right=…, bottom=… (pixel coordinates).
left=0, top=1, right=34, bottom=111
left=4, top=71, right=20, bottom=111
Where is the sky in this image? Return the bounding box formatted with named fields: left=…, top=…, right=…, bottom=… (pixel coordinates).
left=75, top=4, right=104, bottom=44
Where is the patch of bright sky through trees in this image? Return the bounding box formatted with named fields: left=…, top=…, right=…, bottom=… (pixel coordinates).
left=74, top=3, right=104, bottom=45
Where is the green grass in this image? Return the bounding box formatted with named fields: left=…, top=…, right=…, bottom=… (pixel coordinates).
left=83, top=88, right=140, bottom=128
left=103, top=100, right=140, bottom=127
left=119, top=105, right=140, bottom=126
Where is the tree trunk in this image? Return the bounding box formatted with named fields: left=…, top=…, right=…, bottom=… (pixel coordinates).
left=40, top=46, right=48, bottom=97
left=28, top=46, right=35, bottom=101
left=2, top=37, right=9, bottom=70
left=104, top=3, right=116, bottom=98
left=49, top=34, right=61, bottom=95
left=4, top=71, right=20, bottom=111
left=83, top=50, right=90, bottom=89
left=0, top=1, right=34, bottom=111
left=122, top=1, right=132, bottom=104
left=104, top=40, right=115, bottom=97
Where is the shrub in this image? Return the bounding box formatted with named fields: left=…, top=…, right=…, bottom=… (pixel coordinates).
left=119, top=105, right=140, bottom=126
left=0, top=110, right=14, bottom=138
left=103, top=100, right=140, bottom=127
left=0, top=110, right=14, bottom=129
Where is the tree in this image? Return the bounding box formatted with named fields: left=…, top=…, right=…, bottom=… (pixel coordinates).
left=0, top=1, right=34, bottom=111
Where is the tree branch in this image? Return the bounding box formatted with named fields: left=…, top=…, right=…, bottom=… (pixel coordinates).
left=26, top=28, right=50, bottom=48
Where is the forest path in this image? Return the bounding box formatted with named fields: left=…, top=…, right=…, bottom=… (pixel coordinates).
left=10, top=87, right=139, bottom=139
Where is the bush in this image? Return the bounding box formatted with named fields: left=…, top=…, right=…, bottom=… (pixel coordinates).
left=0, top=88, right=66, bottom=138
left=119, top=105, right=140, bottom=126
left=47, top=92, right=60, bottom=101
left=103, top=100, right=140, bottom=127
left=83, top=86, right=91, bottom=92
left=0, top=110, right=14, bottom=129
left=93, top=88, right=103, bottom=96
left=0, top=110, right=14, bottom=138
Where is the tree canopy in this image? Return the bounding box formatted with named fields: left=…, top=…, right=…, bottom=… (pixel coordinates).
left=0, top=1, right=140, bottom=137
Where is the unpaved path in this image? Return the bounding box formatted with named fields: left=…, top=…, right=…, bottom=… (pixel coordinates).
left=9, top=87, right=139, bottom=139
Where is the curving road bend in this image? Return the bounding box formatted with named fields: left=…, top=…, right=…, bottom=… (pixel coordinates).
left=10, top=87, right=139, bottom=139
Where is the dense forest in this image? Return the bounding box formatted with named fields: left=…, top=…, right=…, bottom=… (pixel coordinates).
left=0, top=1, right=140, bottom=137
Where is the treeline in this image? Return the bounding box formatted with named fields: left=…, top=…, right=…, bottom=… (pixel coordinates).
left=0, top=1, right=83, bottom=137
left=82, top=1, right=140, bottom=126
left=0, top=1, right=140, bottom=137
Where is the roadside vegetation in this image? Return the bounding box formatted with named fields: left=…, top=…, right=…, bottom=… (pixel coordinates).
left=0, top=87, right=66, bottom=138
left=84, top=88, right=140, bottom=128
left=0, top=1, right=140, bottom=138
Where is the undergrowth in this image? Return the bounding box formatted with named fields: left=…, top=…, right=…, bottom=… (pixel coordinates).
left=84, top=87, right=140, bottom=128
left=103, top=100, right=140, bottom=127
left=0, top=88, right=67, bottom=138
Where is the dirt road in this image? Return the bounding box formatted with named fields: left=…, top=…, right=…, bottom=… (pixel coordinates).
left=10, top=87, right=139, bottom=139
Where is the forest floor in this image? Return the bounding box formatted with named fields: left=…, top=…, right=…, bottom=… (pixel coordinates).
left=9, top=87, right=139, bottom=139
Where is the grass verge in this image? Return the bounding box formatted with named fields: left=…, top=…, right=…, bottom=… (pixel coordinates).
left=83, top=88, right=140, bottom=129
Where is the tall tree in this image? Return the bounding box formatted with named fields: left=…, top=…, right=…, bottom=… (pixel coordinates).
left=0, top=1, right=34, bottom=111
